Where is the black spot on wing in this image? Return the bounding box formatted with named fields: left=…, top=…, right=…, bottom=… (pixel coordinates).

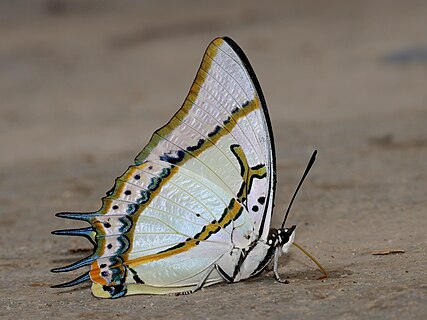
left=186, top=138, right=205, bottom=152
left=208, top=125, right=221, bottom=137
left=102, top=284, right=127, bottom=299
left=160, top=150, right=185, bottom=164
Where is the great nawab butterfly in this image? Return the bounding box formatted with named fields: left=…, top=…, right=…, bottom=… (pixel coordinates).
left=52, top=36, right=327, bottom=298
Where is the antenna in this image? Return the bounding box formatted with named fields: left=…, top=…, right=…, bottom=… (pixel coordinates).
left=281, top=150, right=317, bottom=229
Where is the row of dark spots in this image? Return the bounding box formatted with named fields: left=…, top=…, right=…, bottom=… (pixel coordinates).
left=182, top=111, right=241, bottom=148
left=99, top=257, right=127, bottom=296
left=110, top=165, right=168, bottom=215
left=101, top=215, right=132, bottom=232
left=111, top=189, right=150, bottom=215
left=133, top=165, right=153, bottom=181
left=105, top=163, right=159, bottom=198
left=252, top=196, right=265, bottom=213
left=231, top=100, right=250, bottom=114
left=99, top=257, right=123, bottom=277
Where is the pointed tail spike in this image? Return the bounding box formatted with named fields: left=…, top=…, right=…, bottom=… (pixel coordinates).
left=52, top=227, right=97, bottom=246
left=51, top=254, right=97, bottom=273
left=55, top=212, right=96, bottom=222
left=51, top=271, right=91, bottom=288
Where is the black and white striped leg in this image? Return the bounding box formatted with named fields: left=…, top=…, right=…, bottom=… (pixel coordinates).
left=215, top=264, right=235, bottom=283
left=273, top=247, right=289, bottom=284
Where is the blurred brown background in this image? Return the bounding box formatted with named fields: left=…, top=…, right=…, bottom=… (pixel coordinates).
left=1, top=1, right=426, bottom=319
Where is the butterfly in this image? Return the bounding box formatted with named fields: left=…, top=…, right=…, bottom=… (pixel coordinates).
left=52, top=36, right=326, bottom=298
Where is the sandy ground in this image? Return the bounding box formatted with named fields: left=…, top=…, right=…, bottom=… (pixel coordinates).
left=1, top=1, right=426, bottom=319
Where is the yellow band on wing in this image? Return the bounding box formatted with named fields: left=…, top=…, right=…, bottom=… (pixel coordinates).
left=125, top=199, right=243, bottom=268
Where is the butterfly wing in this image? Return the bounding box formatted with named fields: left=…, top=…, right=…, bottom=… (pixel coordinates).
left=52, top=37, right=276, bottom=298
left=136, top=37, right=276, bottom=239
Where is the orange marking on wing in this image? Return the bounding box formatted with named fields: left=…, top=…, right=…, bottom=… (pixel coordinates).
left=90, top=261, right=107, bottom=285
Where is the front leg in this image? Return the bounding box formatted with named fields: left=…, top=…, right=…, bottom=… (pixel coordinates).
left=176, top=255, right=243, bottom=296
left=215, top=249, right=247, bottom=283
left=273, top=247, right=289, bottom=284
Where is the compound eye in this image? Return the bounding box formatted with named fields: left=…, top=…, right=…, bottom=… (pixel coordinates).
left=284, top=228, right=288, bottom=233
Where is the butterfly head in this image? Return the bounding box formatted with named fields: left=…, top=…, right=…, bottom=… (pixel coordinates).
left=267, top=225, right=296, bottom=253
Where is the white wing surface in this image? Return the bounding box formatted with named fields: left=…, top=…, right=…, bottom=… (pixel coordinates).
left=53, top=37, right=276, bottom=298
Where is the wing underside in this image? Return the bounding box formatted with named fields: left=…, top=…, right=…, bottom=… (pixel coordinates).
left=52, top=37, right=276, bottom=298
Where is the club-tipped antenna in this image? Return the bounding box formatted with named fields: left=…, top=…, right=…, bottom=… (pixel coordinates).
left=281, top=150, right=317, bottom=229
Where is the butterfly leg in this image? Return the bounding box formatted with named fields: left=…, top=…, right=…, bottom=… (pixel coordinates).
left=273, top=247, right=289, bottom=284
left=215, top=264, right=235, bottom=283
left=176, top=264, right=217, bottom=295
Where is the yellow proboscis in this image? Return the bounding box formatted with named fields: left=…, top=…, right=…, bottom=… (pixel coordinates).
left=293, top=241, right=328, bottom=279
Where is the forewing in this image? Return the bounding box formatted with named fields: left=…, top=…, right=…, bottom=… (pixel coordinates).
left=136, top=37, right=276, bottom=238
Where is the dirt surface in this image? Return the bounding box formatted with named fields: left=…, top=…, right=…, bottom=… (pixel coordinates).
left=1, top=1, right=426, bottom=319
